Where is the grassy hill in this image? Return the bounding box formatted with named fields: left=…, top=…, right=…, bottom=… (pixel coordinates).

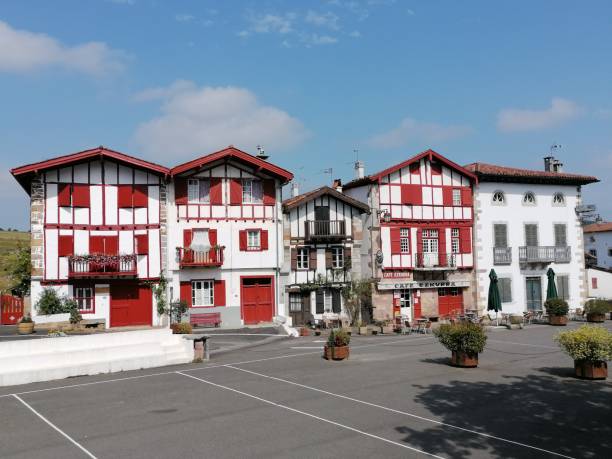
left=0, top=230, right=30, bottom=293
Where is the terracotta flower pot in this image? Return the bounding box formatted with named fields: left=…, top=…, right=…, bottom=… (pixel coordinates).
left=299, top=327, right=310, bottom=337
left=451, top=351, right=478, bottom=368
left=17, top=322, right=34, bottom=335
left=574, top=360, right=607, bottom=380
left=549, top=315, right=568, bottom=326
left=323, top=345, right=350, bottom=361
left=586, top=313, right=605, bottom=323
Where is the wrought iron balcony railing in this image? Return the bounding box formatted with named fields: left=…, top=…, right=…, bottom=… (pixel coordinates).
left=518, top=246, right=571, bottom=264
left=304, top=220, right=346, bottom=240
left=414, top=253, right=457, bottom=269
left=177, top=247, right=224, bottom=268
left=493, top=247, right=512, bottom=265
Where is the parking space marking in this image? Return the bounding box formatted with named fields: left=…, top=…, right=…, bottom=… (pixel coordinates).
left=175, top=371, right=443, bottom=458
left=225, top=365, right=576, bottom=459
left=12, top=394, right=98, bottom=459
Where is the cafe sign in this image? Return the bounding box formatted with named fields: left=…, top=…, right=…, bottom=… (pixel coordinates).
left=377, top=280, right=470, bottom=290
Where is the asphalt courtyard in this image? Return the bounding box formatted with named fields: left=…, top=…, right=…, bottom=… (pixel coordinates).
left=1, top=323, right=610, bottom=459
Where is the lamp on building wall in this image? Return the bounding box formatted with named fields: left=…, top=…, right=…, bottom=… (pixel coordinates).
left=376, top=209, right=391, bottom=223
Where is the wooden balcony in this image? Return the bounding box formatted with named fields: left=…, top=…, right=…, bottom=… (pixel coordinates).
left=304, top=220, right=346, bottom=241
left=493, top=247, right=512, bottom=265
left=518, top=246, right=571, bottom=264
left=177, top=247, right=224, bottom=268
left=414, top=253, right=457, bottom=270
left=68, top=254, right=137, bottom=278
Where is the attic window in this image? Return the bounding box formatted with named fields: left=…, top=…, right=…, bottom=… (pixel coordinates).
left=552, top=193, right=565, bottom=206
left=492, top=191, right=505, bottom=205
left=522, top=192, right=536, bottom=206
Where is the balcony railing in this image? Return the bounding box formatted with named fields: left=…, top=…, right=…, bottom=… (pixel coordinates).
left=493, top=247, right=512, bottom=265
left=518, top=246, right=571, bottom=264
left=305, top=220, right=346, bottom=240
left=177, top=247, right=224, bottom=268
left=414, top=253, right=457, bottom=270
left=68, top=254, right=137, bottom=278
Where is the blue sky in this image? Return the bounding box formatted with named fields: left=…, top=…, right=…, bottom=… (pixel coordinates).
left=1, top=0, right=611, bottom=229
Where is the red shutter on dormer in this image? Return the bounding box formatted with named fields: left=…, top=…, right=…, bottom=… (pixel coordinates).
left=175, top=178, right=188, bottom=205
left=117, top=185, right=133, bottom=208
left=263, top=180, right=276, bottom=205
left=230, top=179, right=242, bottom=205
left=58, top=184, right=71, bottom=207
left=183, top=229, right=193, bottom=248
left=72, top=185, right=90, bottom=207
left=431, top=163, right=442, bottom=175
left=261, top=230, right=269, bottom=250
left=461, top=188, right=473, bottom=206
left=239, top=230, right=247, bottom=251
left=135, top=234, right=149, bottom=255
left=58, top=235, right=74, bottom=257
left=442, top=187, right=453, bottom=206
left=133, top=185, right=148, bottom=207
left=460, top=227, right=471, bottom=253
left=390, top=227, right=401, bottom=254
left=209, top=178, right=222, bottom=205
left=180, top=281, right=192, bottom=308
left=401, top=184, right=422, bottom=205
left=214, top=280, right=226, bottom=306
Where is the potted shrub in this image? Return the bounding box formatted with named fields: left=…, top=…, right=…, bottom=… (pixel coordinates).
left=171, top=322, right=193, bottom=334
left=556, top=325, right=612, bottom=380
left=434, top=322, right=487, bottom=368
left=545, top=298, right=569, bottom=326
left=323, top=328, right=350, bottom=360
left=17, top=315, right=34, bottom=335
left=299, top=326, right=310, bottom=337
left=584, top=299, right=611, bottom=323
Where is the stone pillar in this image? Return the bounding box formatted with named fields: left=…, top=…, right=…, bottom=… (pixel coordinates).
left=30, top=175, right=44, bottom=280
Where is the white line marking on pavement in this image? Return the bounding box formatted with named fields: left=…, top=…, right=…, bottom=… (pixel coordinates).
left=12, top=394, right=98, bottom=459
left=225, top=366, right=576, bottom=459
left=175, top=371, right=443, bottom=458
left=488, top=339, right=559, bottom=350
left=290, top=346, right=323, bottom=349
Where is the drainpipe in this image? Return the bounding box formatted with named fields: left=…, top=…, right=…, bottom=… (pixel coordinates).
left=275, top=184, right=281, bottom=320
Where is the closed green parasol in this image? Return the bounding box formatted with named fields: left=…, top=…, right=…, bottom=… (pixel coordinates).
left=546, top=268, right=558, bottom=300
left=487, top=269, right=502, bottom=325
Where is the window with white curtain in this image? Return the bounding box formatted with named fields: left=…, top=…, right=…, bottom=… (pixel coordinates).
left=191, top=229, right=210, bottom=252
left=192, top=280, right=214, bottom=306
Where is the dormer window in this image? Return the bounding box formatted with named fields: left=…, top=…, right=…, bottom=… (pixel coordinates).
left=552, top=193, right=565, bottom=206
left=188, top=179, right=210, bottom=204
left=522, top=192, right=536, bottom=206
left=492, top=191, right=505, bottom=205
left=242, top=179, right=263, bottom=204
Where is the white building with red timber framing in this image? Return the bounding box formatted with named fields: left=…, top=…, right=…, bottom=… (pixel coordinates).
left=343, top=149, right=478, bottom=322
left=11, top=147, right=170, bottom=328
left=167, top=147, right=293, bottom=328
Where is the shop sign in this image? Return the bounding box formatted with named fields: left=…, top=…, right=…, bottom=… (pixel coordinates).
left=378, top=280, right=470, bottom=290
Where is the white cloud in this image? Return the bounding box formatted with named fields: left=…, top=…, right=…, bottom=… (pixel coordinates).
left=305, top=11, right=340, bottom=30
left=132, top=82, right=310, bottom=159
left=368, top=117, right=472, bottom=149
left=0, top=20, right=127, bottom=76
left=131, top=79, right=197, bottom=102
left=175, top=14, right=195, bottom=22
left=497, top=97, right=584, bottom=132
left=348, top=30, right=361, bottom=38
left=303, top=34, right=338, bottom=46
left=239, top=12, right=296, bottom=37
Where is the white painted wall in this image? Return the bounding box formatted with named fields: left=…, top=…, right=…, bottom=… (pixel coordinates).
left=584, top=231, right=612, bottom=269
left=587, top=268, right=612, bottom=299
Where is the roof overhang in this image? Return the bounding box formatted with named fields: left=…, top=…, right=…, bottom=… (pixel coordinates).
left=282, top=186, right=370, bottom=213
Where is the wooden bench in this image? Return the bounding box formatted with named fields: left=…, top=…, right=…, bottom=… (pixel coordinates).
left=190, top=312, right=221, bottom=328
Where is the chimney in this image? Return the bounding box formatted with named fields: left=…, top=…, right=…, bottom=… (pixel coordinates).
left=544, top=156, right=564, bottom=173
left=291, top=182, right=299, bottom=198
left=332, top=178, right=343, bottom=193
left=256, top=145, right=269, bottom=161
left=544, top=156, right=553, bottom=172
left=355, top=160, right=365, bottom=179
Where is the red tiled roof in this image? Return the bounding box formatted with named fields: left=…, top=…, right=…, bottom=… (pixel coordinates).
left=171, top=146, right=293, bottom=183
left=282, top=186, right=370, bottom=212
left=583, top=222, right=612, bottom=233
left=464, top=162, right=598, bottom=185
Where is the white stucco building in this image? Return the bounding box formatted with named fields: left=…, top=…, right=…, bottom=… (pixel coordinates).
left=583, top=222, right=612, bottom=270
left=465, top=158, right=598, bottom=314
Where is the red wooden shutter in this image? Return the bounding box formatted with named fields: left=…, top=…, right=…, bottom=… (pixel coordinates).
left=344, top=246, right=352, bottom=268
left=409, top=162, right=420, bottom=175
left=263, top=179, right=276, bottom=205
left=290, top=248, right=297, bottom=270
left=180, top=281, right=192, bottom=308
left=209, top=178, right=222, bottom=205
left=260, top=230, right=269, bottom=250
left=58, top=235, right=74, bottom=257
left=325, top=248, right=333, bottom=268
left=175, top=178, right=188, bottom=205
left=58, top=184, right=71, bottom=207
left=442, top=187, right=453, bottom=206
left=72, top=185, right=90, bottom=207
left=214, top=280, right=226, bottom=306
left=417, top=229, right=423, bottom=255
left=461, top=188, right=473, bottom=206
left=401, top=184, right=422, bottom=205
left=438, top=228, right=447, bottom=266
left=105, top=236, right=119, bottom=255
left=390, top=227, right=401, bottom=254
left=133, top=185, right=148, bottom=207
left=183, top=229, right=193, bottom=248
left=592, top=277, right=598, bottom=289
left=117, top=185, right=133, bottom=208
left=135, top=234, right=149, bottom=255
left=208, top=229, right=218, bottom=246
left=460, top=227, right=471, bottom=253
left=89, top=236, right=104, bottom=254
left=230, top=179, right=242, bottom=205
left=239, top=230, right=247, bottom=251
left=309, top=248, right=317, bottom=269
left=431, top=163, right=442, bottom=175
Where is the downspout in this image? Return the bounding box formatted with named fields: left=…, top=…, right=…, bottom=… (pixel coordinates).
left=275, top=182, right=281, bottom=319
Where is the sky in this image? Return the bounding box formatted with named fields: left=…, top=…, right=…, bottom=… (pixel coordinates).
left=1, top=0, right=611, bottom=230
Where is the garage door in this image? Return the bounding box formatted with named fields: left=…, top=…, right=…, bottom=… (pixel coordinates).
left=438, top=287, right=463, bottom=317
left=110, top=282, right=152, bottom=327
left=241, top=277, right=274, bottom=325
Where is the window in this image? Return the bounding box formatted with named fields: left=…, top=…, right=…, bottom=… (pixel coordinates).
left=247, top=230, right=261, bottom=250
left=188, top=179, right=210, bottom=204
left=592, top=277, right=598, bottom=289
left=554, top=224, right=567, bottom=247
left=499, top=278, right=512, bottom=303
left=493, top=224, right=508, bottom=248
left=608, top=248, right=612, bottom=257
left=331, top=247, right=344, bottom=269
left=399, top=290, right=411, bottom=309
left=556, top=275, right=570, bottom=301
left=74, top=286, right=94, bottom=313
left=452, top=189, right=462, bottom=206
left=522, top=192, right=536, bottom=205
left=525, top=224, right=538, bottom=246
left=552, top=193, right=565, bottom=206
left=451, top=228, right=460, bottom=254
left=400, top=228, right=410, bottom=253
left=422, top=229, right=439, bottom=253
left=324, top=289, right=333, bottom=311
left=297, top=248, right=309, bottom=269
left=492, top=191, right=505, bottom=205
left=192, top=280, right=214, bottom=307
left=289, top=293, right=302, bottom=312
left=242, top=179, right=263, bottom=204
left=589, top=249, right=597, bottom=257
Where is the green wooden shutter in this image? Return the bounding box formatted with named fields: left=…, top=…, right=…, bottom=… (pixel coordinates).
left=554, top=224, right=567, bottom=247
left=493, top=224, right=507, bottom=248
left=500, top=278, right=512, bottom=303
left=525, top=224, right=538, bottom=246
left=556, top=275, right=569, bottom=300
left=315, top=290, right=324, bottom=314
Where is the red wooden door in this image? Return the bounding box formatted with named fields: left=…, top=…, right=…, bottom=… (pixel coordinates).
left=241, top=278, right=273, bottom=325
left=110, top=282, right=152, bottom=327
left=1, top=295, right=23, bottom=325
left=438, top=288, right=463, bottom=317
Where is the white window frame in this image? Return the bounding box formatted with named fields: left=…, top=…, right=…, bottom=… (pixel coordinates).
left=74, top=286, right=94, bottom=313
left=192, top=280, right=214, bottom=307
left=323, top=289, right=333, bottom=312
left=247, top=230, right=261, bottom=250
left=242, top=179, right=263, bottom=204
left=289, top=293, right=302, bottom=312
left=451, top=228, right=460, bottom=254
left=400, top=228, right=410, bottom=253
left=331, top=247, right=344, bottom=269
left=452, top=189, right=462, bottom=206
left=188, top=179, right=210, bottom=204
left=297, top=248, right=309, bottom=270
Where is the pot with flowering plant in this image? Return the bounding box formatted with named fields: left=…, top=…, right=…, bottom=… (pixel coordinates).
left=323, top=328, right=350, bottom=360
left=555, top=325, right=612, bottom=380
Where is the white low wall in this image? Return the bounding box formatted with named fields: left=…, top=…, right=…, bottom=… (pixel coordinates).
left=33, top=313, right=70, bottom=324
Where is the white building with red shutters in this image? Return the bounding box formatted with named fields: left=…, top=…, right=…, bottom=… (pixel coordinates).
left=11, top=147, right=170, bottom=327
left=167, top=147, right=293, bottom=328
left=343, top=149, right=477, bottom=322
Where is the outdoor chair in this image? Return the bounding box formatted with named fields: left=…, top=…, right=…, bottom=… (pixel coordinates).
left=401, top=320, right=412, bottom=335
left=423, top=321, right=433, bottom=334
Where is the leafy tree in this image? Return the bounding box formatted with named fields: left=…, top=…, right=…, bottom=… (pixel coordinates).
left=341, top=278, right=373, bottom=326
left=2, top=243, right=31, bottom=296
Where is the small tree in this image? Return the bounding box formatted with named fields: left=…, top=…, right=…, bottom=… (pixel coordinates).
left=35, top=288, right=66, bottom=315
left=169, top=300, right=188, bottom=324
left=2, top=244, right=31, bottom=296
left=341, top=279, right=373, bottom=326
